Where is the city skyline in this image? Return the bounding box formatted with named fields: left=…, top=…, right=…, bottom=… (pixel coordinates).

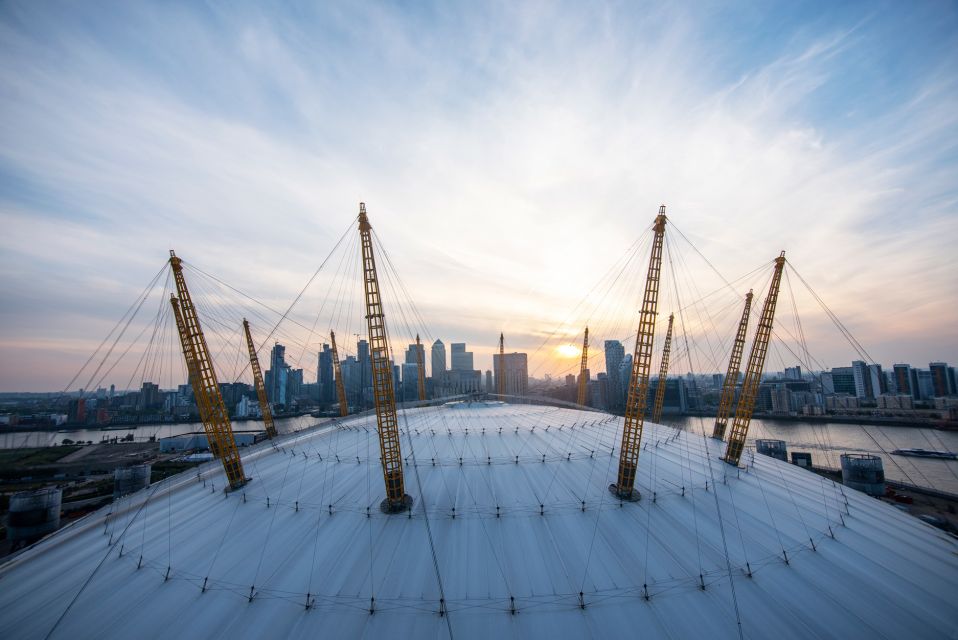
left=2, top=2, right=957, bottom=390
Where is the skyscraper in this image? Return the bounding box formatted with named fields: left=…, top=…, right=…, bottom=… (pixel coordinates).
left=267, top=343, right=288, bottom=407
left=493, top=352, right=529, bottom=395
left=852, top=361, right=871, bottom=399
left=318, top=344, right=334, bottom=403
left=604, top=340, right=625, bottom=410
left=450, top=343, right=474, bottom=371
left=431, top=339, right=446, bottom=379
left=405, top=342, right=425, bottom=366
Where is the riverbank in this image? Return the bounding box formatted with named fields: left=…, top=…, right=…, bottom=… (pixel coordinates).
left=681, top=410, right=958, bottom=430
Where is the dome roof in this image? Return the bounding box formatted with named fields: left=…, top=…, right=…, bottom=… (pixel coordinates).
left=2, top=401, right=956, bottom=639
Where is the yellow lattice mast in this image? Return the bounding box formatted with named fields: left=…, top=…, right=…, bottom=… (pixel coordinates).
left=169, top=251, right=247, bottom=489
left=712, top=291, right=753, bottom=440
left=612, top=207, right=667, bottom=500
left=330, top=330, right=348, bottom=417
left=358, top=203, right=410, bottom=512
left=576, top=327, right=589, bottom=405
left=415, top=334, right=426, bottom=402
left=497, top=332, right=506, bottom=396
left=723, top=253, right=786, bottom=466
left=242, top=319, right=277, bottom=439
left=651, top=313, right=674, bottom=424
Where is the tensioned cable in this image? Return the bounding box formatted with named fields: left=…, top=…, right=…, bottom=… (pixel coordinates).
left=44, top=482, right=162, bottom=639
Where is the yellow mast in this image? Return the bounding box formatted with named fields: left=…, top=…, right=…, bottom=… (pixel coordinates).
left=612, top=207, right=667, bottom=500
left=169, top=251, right=246, bottom=489
left=242, top=319, right=277, bottom=439
left=651, top=313, right=674, bottom=424
left=415, top=334, right=426, bottom=402
left=497, top=332, right=505, bottom=396
left=712, top=291, right=753, bottom=440
left=330, top=330, right=348, bottom=417
left=358, top=203, right=410, bottom=512
left=724, top=253, right=786, bottom=466
left=576, top=327, right=589, bottom=406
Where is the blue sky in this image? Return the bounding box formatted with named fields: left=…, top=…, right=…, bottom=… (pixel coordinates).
left=1, top=1, right=956, bottom=390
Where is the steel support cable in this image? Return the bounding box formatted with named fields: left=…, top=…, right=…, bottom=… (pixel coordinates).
left=786, top=263, right=875, bottom=364
left=672, top=240, right=731, bottom=379
left=43, top=483, right=163, bottom=640
left=395, top=374, right=454, bottom=637
left=665, top=239, right=708, bottom=575
left=59, top=262, right=168, bottom=399
left=189, top=219, right=354, bottom=383
left=530, top=234, right=652, bottom=380
left=454, top=434, right=514, bottom=596
left=577, top=433, right=621, bottom=594
left=666, top=241, right=748, bottom=637
left=120, top=273, right=171, bottom=396
left=859, top=424, right=931, bottom=488
left=290, top=229, right=358, bottom=371
left=526, top=231, right=654, bottom=376
left=372, top=231, right=436, bottom=345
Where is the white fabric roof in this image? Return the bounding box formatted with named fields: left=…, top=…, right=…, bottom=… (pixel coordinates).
left=2, top=401, right=956, bottom=639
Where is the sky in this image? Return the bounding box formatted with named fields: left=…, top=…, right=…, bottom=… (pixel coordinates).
left=1, top=1, right=957, bottom=391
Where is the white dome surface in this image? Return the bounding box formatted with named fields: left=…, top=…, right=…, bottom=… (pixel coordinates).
left=2, top=402, right=956, bottom=639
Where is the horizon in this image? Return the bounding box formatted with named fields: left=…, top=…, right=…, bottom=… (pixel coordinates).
left=2, top=2, right=957, bottom=392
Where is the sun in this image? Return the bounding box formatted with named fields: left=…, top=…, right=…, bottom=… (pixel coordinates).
left=555, top=344, right=580, bottom=358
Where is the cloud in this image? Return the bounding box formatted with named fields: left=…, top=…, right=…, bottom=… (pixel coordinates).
left=0, top=1, right=956, bottom=390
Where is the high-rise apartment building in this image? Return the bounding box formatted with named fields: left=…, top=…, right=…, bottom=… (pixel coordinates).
left=493, top=352, right=529, bottom=395
left=604, top=340, right=625, bottom=409
left=318, top=344, right=334, bottom=403
left=893, top=364, right=913, bottom=398
left=929, top=362, right=952, bottom=396
left=266, top=343, right=288, bottom=407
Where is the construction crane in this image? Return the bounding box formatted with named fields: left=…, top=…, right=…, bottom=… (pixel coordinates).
left=651, top=313, right=674, bottom=424
left=577, top=327, right=589, bottom=406
left=330, top=330, right=348, bottom=418
left=724, top=253, right=787, bottom=467
left=358, top=203, right=410, bottom=512
left=497, top=332, right=505, bottom=396
left=169, top=251, right=247, bottom=490
left=712, top=291, right=753, bottom=440
left=415, top=334, right=426, bottom=402
left=242, top=319, right=277, bottom=439
left=612, top=207, right=667, bottom=501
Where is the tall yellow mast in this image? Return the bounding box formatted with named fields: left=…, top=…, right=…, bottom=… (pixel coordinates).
left=724, top=253, right=786, bottom=466
left=576, top=327, right=589, bottom=406
left=651, top=313, right=674, bottom=424
left=330, top=330, right=348, bottom=417
left=415, top=334, right=426, bottom=402
left=358, top=203, right=410, bottom=512
left=612, top=207, right=667, bottom=500
left=712, top=291, right=753, bottom=440
left=169, top=251, right=246, bottom=489
left=242, top=319, right=277, bottom=439
left=497, top=332, right=506, bottom=396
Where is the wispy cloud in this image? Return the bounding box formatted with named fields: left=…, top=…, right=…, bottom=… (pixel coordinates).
left=1, top=1, right=956, bottom=389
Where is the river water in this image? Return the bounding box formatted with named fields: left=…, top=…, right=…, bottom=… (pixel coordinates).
left=0, top=415, right=320, bottom=449
left=661, top=415, right=958, bottom=496
left=3, top=413, right=957, bottom=495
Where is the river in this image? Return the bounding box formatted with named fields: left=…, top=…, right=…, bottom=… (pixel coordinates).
left=3, top=413, right=957, bottom=495
left=660, top=415, right=958, bottom=496
left=0, top=414, right=321, bottom=449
